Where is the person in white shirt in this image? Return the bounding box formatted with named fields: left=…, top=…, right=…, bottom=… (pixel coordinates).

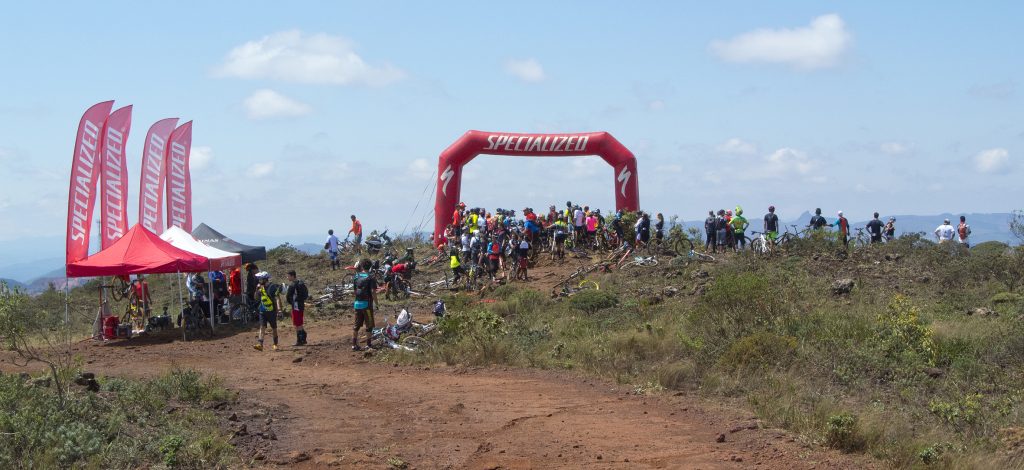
left=934, top=219, right=955, bottom=243
left=325, top=229, right=340, bottom=270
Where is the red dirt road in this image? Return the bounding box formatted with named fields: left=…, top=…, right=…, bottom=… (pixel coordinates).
left=42, top=319, right=877, bottom=469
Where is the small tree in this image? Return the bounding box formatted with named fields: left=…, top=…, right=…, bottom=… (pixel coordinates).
left=1010, top=210, right=1024, bottom=243
left=0, top=282, right=76, bottom=405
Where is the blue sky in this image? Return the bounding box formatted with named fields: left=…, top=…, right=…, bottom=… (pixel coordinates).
left=0, top=1, right=1021, bottom=251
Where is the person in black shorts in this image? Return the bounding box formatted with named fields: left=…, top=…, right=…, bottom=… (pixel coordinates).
left=866, top=212, right=884, bottom=243
left=253, top=272, right=280, bottom=351
left=704, top=211, right=717, bottom=251
left=352, top=259, right=378, bottom=351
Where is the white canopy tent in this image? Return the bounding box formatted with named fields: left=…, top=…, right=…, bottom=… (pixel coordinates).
left=161, top=226, right=242, bottom=335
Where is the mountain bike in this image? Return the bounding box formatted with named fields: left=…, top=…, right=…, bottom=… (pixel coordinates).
left=848, top=227, right=869, bottom=249
left=556, top=279, right=600, bottom=297
left=621, top=255, right=658, bottom=268
left=673, top=238, right=716, bottom=262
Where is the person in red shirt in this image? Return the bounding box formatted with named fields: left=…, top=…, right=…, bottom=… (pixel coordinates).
left=348, top=215, right=363, bottom=253
left=228, top=267, right=242, bottom=296
left=133, top=275, right=153, bottom=318
left=452, top=202, right=465, bottom=237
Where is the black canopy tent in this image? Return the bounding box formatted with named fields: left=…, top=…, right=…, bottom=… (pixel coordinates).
left=191, top=223, right=267, bottom=263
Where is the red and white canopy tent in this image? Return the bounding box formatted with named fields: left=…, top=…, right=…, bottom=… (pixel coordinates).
left=66, top=224, right=209, bottom=277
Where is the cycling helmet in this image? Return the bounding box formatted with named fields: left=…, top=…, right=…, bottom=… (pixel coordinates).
left=255, top=271, right=270, bottom=280
left=837, top=210, right=843, bottom=216
left=889, top=217, right=896, bottom=221
left=726, top=210, right=732, bottom=216
left=406, top=247, right=414, bottom=253
left=768, top=205, right=775, bottom=211
left=458, top=202, right=466, bottom=208
left=735, top=205, right=743, bottom=215
left=595, top=209, right=600, bottom=214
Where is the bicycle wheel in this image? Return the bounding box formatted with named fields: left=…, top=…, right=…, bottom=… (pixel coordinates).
left=673, top=238, right=694, bottom=256
left=400, top=335, right=432, bottom=351
left=578, top=279, right=600, bottom=291
left=750, top=237, right=766, bottom=255
left=637, top=257, right=658, bottom=267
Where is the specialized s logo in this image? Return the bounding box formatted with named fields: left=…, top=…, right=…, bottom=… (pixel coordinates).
left=440, top=165, right=455, bottom=196
left=617, top=166, right=632, bottom=197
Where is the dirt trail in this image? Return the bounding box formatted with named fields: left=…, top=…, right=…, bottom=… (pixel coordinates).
left=47, top=316, right=876, bottom=470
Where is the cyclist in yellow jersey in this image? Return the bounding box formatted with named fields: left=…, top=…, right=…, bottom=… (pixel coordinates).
left=730, top=207, right=749, bottom=251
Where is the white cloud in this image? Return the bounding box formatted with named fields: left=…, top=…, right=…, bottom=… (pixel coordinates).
left=974, top=148, right=1009, bottom=173
left=243, top=89, right=312, bottom=119
left=879, top=142, right=910, bottom=155
left=767, top=148, right=815, bottom=174
left=246, top=162, right=275, bottom=178
left=710, top=14, right=851, bottom=69
left=407, top=158, right=433, bottom=180
left=190, top=146, right=213, bottom=170
left=215, top=30, right=404, bottom=86
left=504, top=58, right=546, bottom=82
left=715, top=138, right=758, bottom=155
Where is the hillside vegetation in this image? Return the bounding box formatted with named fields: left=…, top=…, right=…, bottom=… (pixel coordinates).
left=395, top=235, right=1024, bottom=468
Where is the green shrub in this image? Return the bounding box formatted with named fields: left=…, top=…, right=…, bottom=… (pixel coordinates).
left=992, top=292, right=1023, bottom=304
left=567, top=290, right=619, bottom=314
left=0, top=369, right=236, bottom=468
left=825, top=413, right=866, bottom=452
left=718, top=332, right=797, bottom=371
left=876, top=295, right=935, bottom=365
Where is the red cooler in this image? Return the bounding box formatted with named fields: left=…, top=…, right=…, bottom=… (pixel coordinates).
left=103, top=316, right=119, bottom=340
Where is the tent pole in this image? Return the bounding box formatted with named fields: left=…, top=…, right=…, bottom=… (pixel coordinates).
left=208, top=269, right=216, bottom=333
left=64, top=276, right=70, bottom=324
left=177, top=272, right=185, bottom=342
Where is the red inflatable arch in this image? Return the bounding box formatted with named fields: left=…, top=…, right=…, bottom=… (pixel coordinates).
left=434, top=130, right=639, bottom=244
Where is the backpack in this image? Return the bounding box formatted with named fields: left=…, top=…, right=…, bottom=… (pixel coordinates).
left=354, top=274, right=373, bottom=300
left=258, top=287, right=274, bottom=312
left=293, top=280, right=308, bottom=303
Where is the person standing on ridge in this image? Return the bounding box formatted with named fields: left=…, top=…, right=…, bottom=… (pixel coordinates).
left=730, top=207, right=749, bottom=251
left=348, top=215, right=363, bottom=254
left=654, top=213, right=665, bottom=244
left=884, top=217, right=897, bottom=242
left=866, top=212, right=884, bottom=244
left=934, top=218, right=956, bottom=243
left=286, top=270, right=309, bottom=346
left=833, top=211, right=850, bottom=247
left=957, top=216, right=972, bottom=247
left=704, top=211, right=717, bottom=251
left=325, top=229, right=340, bottom=270
left=808, top=208, right=827, bottom=230
left=763, top=206, right=780, bottom=246
left=352, top=259, right=378, bottom=351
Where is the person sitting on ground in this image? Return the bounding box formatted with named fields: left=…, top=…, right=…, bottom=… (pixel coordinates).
left=935, top=218, right=956, bottom=243
left=957, top=215, right=972, bottom=247
left=253, top=272, right=280, bottom=351
left=866, top=212, right=884, bottom=243
left=352, top=259, right=378, bottom=351
left=325, top=229, right=341, bottom=270
left=884, top=217, right=896, bottom=242
left=833, top=211, right=850, bottom=247
left=730, top=207, right=749, bottom=251
left=763, top=206, right=780, bottom=245
left=808, top=208, right=828, bottom=230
